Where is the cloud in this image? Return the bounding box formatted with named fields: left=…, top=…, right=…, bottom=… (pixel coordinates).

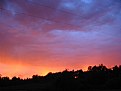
left=0, top=0, right=121, bottom=69
left=1, top=0, right=120, bottom=31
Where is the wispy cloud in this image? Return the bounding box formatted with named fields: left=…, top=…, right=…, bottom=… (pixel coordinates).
left=0, top=0, right=121, bottom=77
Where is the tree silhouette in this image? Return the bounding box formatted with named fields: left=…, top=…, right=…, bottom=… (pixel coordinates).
left=1, top=64, right=121, bottom=91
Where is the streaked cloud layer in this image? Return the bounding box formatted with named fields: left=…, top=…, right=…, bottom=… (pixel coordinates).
left=0, top=0, right=121, bottom=78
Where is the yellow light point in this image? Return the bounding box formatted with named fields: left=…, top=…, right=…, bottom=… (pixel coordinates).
left=36, top=68, right=52, bottom=76
left=74, top=76, right=78, bottom=79
left=82, top=66, right=88, bottom=71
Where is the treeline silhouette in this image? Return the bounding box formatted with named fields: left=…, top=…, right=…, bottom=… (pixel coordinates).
left=0, top=64, right=121, bottom=91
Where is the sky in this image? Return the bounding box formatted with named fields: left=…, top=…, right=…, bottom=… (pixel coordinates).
left=0, top=0, right=121, bottom=78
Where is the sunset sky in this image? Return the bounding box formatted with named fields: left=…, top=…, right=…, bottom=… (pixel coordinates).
left=0, top=0, right=121, bottom=78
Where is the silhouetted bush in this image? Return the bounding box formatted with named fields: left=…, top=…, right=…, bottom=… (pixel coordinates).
left=1, top=64, right=121, bottom=91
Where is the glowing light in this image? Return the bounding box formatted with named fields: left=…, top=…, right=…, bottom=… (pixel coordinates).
left=74, top=76, right=78, bottom=79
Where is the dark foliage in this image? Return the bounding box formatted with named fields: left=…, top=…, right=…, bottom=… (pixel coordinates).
left=0, top=64, right=121, bottom=91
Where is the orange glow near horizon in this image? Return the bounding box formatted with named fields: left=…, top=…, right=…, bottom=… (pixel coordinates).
left=0, top=60, right=88, bottom=78
left=0, top=0, right=121, bottom=79
left=0, top=60, right=117, bottom=79
left=0, top=53, right=121, bottom=78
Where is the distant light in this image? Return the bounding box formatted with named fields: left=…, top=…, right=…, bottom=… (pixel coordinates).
left=74, top=76, right=78, bottom=79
